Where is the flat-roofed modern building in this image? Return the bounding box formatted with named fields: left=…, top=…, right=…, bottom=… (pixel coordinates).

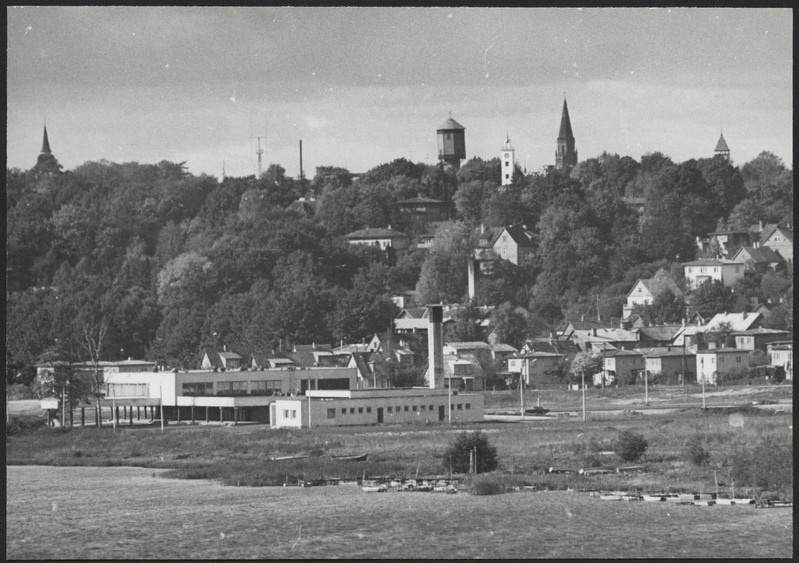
left=271, top=387, right=483, bottom=429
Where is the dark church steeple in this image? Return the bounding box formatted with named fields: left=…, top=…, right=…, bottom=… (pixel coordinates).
left=41, top=125, right=52, bottom=155
left=555, top=99, right=577, bottom=171
left=34, top=123, right=61, bottom=173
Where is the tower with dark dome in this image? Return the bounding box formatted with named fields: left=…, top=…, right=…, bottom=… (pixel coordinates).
left=436, top=114, right=466, bottom=169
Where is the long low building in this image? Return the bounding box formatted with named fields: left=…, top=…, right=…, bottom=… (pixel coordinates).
left=98, top=367, right=358, bottom=424
left=271, top=388, right=484, bottom=429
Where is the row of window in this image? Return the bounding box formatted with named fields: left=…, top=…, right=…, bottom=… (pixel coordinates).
left=182, top=380, right=283, bottom=396
left=325, top=403, right=473, bottom=419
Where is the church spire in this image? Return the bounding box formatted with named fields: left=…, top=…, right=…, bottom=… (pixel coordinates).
left=714, top=131, right=730, bottom=161
left=558, top=99, right=574, bottom=141
left=41, top=124, right=52, bottom=155
left=555, top=98, right=577, bottom=170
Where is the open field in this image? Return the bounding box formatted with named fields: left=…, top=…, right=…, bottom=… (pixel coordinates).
left=7, top=465, right=792, bottom=559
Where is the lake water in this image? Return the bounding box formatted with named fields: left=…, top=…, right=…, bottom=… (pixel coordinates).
left=7, top=465, right=792, bottom=559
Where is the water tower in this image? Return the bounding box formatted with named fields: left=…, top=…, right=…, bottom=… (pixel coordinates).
left=437, top=114, right=466, bottom=169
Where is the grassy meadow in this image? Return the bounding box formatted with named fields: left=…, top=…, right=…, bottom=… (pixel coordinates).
left=7, top=385, right=793, bottom=497
left=7, top=465, right=792, bottom=559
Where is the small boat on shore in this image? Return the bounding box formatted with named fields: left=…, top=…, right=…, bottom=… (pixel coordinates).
left=331, top=453, right=368, bottom=462
left=270, top=453, right=314, bottom=461
left=715, top=498, right=754, bottom=505
left=361, top=481, right=387, bottom=493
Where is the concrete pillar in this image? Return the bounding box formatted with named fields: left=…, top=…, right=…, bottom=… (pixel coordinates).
left=205, top=407, right=209, bottom=423
left=129, top=406, right=133, bottom=426
left=177, top=407, right=181, bottom=422
left=137, top=406, right=140, bottom=420
left=219, top=407, right=224, bottom=422
left=81, top=408, right=85, bottom=427
left=115, top=406, right=120, bottom=424
left=191, top=406, right=195, bottom=424
left=234, top=407, right=238, bottom=426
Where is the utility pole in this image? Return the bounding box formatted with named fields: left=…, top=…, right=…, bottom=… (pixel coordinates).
left=581, top=369, right=586, bottom=421
left=520, top=357, right=526, bottom=418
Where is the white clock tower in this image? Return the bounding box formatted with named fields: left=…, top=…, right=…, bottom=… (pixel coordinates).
left=500, top=135, right=515, bottom=186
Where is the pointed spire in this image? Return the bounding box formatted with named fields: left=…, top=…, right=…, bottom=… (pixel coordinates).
left=41, top=124, right=52, bottom=155
left=558, top=99, right=574, bottom=141
left=714, top=132, right=730, bottom=153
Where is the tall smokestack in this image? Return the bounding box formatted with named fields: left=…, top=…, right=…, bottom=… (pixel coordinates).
left=427, top=304, right=444, bottom=389
left=299, top=140, right=303, bottom=180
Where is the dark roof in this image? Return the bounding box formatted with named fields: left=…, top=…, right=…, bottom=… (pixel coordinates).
left=760, top=224, right=793, bottom=245
left=633, top=325, right=682, bottom=342
left=638, top=346, right=696, bottom=358
left=249, top=351, right=284, bottom=368
left=287, top=199, right=317, bottom=217
left=41, top=125, right=52, bottom=154
left=398, top=195, right=447, bottom=205
left=478, top=225, right=533, bottom=248
left=345, top=227, right=408, bottom=240
left=732, top=327, right=789, bottom=336
left=714, top=133, right=730, bottom=152
left=735, top=246, right=784, bottom=264
left=437, top=117, right=465, bottom=130
left=682, top=258, right=744, bottom=266
left=558, top=99, right=574, bottom=140
left=284, top=344, right=334, bottom=367
left=351, top=352, right=373, bottom=379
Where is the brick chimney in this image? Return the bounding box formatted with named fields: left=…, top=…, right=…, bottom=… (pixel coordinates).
left=427, top=304, right=444, bottom=389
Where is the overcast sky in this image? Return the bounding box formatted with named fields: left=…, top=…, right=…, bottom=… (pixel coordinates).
left=7, top=7, right=793, bottom=178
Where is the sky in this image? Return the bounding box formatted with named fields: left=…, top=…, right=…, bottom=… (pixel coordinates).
left=6, top=7, right=793, bottom=179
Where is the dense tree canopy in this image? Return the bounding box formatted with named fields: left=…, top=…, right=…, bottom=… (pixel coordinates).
left=5, top=145, right=792, bottom=381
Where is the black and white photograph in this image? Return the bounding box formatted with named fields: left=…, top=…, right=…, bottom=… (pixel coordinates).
left=6, top=6, right=792, bottom=559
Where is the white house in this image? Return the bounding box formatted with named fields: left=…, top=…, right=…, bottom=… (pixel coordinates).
left=695, top=348, right=749, bottom=385
left=682, top=258, right=745, bottom=290
left=623, top=277, right=684, bottom=319
left=344, top=227, right=410, bottom=250
left=768, top=342, right=792, bottom=381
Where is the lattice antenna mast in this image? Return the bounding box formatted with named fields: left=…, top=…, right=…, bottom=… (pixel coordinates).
left=249, top=117, right=266, bottom=177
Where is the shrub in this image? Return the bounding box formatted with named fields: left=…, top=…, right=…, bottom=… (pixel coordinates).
left=614, top=430, right=648, bottom=462
left=468, top=475, right=506, bottom=495
left=683, top=435, right=710, bottom=466
left=729, top=437, right=793, bottom=497
left=442, top=431, right=498, bottom=474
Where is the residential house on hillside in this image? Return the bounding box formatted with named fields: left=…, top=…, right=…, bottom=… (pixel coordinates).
left=640, top=346, right=696, bottom=384
left=602, top=349, right=646, bottom=384
left=570, top=327, right=639, bottom=353
left=473, top=225, right=535, bottom=266
left=433, top=354, right=486, bottom=392
left=632, top=325, right=683, bottom=348
left=506, top=351, right=564, bottom=383
left=696, top=228, right=753, bottom=258
left=283, top=344, right=336, bottom=368
left=671, top=312, right=763, bottom=349
left=366, top=332, right=419, bottom=368
left=696, top=348, right=749, bottom=385
left=443, top=341, right=492, bottom=358
left=758, top=223, right=793, bottom=264
left=623, top=277, right=685, bottom=319
left=731, top=245, right=785, bottom=273
left=345, top=227, right=410, bottom=250
left=200, top=347, right=242, bottom=371
left=397, top=194, right=451, bottom=222
left=521, top=336, right=581, bottom=358
left=682, top=258, right=745, bottom=290
left=248, top=351, right=296, bottom=370
left=490, top=343, right=518, bottom=362
left=732, top=327, right=790, bottom=352
left=768, top=342, right=792, bottom=381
